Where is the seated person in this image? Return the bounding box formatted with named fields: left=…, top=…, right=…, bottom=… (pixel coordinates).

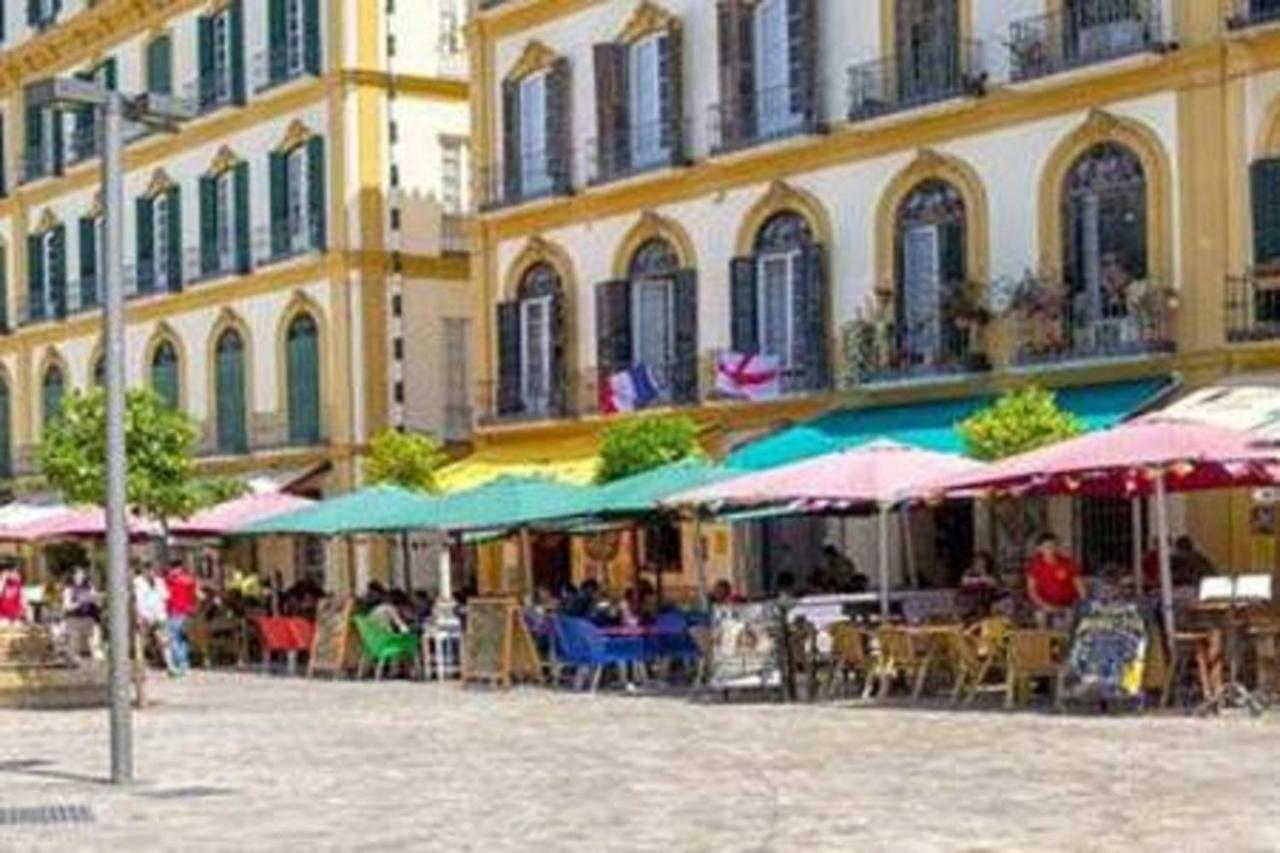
left=956, top=550, right=1002, bottom=622
left=1171, top=535, right=1215, bottom=588
left=1024, top=532, right=1086, bottom=625
left=561, top=579, right=601, bottom=621
left=815, top=544, right=868, bottom=594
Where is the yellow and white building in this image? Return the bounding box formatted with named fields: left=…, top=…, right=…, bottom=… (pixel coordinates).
left=0, top=0, right=473, bottom=516
left=469, top=0, right=1280, bottom=591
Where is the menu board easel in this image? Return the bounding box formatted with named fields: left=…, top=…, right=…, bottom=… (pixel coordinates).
left=461, top=598, right=542, bottom=688
left=308, top=597, right=355, bottom=678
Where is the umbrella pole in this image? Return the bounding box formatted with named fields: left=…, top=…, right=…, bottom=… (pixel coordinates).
left=878, top=504, right=891, bottom=619
left=693, top=513, right=708, bottom=609
left=1131, top=496, right=1143, bottom=592
left=1155, top=473, right=1176, bottom=647
left=401, top=532, right=413, bottom=595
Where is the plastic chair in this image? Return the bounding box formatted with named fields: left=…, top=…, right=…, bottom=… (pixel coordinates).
left=551, top=617, right=645, bottom=693
left=652, top=610, right=700, bottom=666
left=353, top=614, right=421, bottom=681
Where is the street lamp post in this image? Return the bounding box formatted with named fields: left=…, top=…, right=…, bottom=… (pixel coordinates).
left=28, top=79, right=193, bottom=785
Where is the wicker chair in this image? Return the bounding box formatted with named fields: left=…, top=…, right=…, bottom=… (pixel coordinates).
left=873, top=627, right=936, bottom=701
left=823, top=621, right=875, bottom=699
left=1004, top=629, right=1066, bottom=709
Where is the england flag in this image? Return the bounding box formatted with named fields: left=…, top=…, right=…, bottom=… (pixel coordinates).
left=715, top=352, right=781, bottom=401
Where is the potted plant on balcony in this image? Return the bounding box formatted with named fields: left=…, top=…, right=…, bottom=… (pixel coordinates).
left=943, top=278, right=994, bottom=373
left=841, top=291, right=896, bottom=387
left=1123, top=277, right=1179, bottom=351
left=998, top=269, right=1068, bottom=363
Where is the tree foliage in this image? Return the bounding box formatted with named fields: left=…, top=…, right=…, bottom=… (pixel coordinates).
left=597, top=415, right=702, bottom=484
left=365, top=428, right=448, bottom=493
left=38, top=388, right=207, bottom=521
left=959, top=386, right=1085, bottom=461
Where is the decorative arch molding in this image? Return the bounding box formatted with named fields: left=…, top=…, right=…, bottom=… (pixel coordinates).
left=502, top=235, right=578, bottom=301
left=144, top=168, right=176, bottom=199
left=506, top=40, right=559, bottom=82
left=611, top=210, right=697, bottom=278
left=33, top=208, right=60, bottom=234
left=209, top=145, right=241, bottom=176
left=618, top=1, right=680, bottom=44
left=874, top=148, right=990, bottom=291
left=278, top=119, right=315, bottom=153
left=734, top=180, right=834, bottom=256
left=1037, top=109, right=1173, bottom=284
left=205, top=308, right=255, bottom=435
left=273, top=291, right=330, bottom=419
left=145, top=321, right=189, bottom=409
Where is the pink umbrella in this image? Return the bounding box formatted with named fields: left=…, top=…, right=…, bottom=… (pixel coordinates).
left=0, top=507, right=162, bottom=543
left=170, top=492, right=315, bottom=537
left=933, top=419, right=1280, bottom=639
left=668, top=440, right=985, bottom=616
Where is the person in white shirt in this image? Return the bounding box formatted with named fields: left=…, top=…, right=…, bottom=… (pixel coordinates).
left=133, top=567, right=173, bottom=673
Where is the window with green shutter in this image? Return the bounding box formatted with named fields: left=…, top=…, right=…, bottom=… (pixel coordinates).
left=78, top=214, right=99, bottom=309
left=306, top=136, right=326, bottom=250
left=199, top=5, right=241, bottom=110
left=27, top=234, right=44, bottom=323
left=215, top=329, right=248, bottom=453
left=286, top=313, right=320, bottom=444
left=136, top=196, right=154, bottom=293
left=0, top=380, right=11, bottom=480
left=47, top=225, right=66, bottom=319
left=1252, top=158, right=1280, bottom=268
left=234, top=162, right=251, bottom=272
left=151, top=341, right=180, bottom=410
left=147, top=35, right=173, bottom=96
left=41, top=365, right=63, bottom=429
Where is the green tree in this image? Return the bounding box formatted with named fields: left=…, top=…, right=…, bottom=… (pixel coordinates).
left=365, top=428, right=447, bottom=493
left=597, top=414, right=702, bottom=484
left=38, top=387, right=211, bottom=523
left=959, top=386, right=1085, bottom=461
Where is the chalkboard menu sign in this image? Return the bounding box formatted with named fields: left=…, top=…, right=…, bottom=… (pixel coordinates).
left=461, top=598, right=542, bottom=688
left=1060, top=601, right=1151, bottom=705
left=308, top=598, right=354, bottom=678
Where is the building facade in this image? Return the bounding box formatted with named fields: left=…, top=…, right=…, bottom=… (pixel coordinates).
left=470, top=0, right=1280, bottom=590
left=0, top=0, right=473, bottom=513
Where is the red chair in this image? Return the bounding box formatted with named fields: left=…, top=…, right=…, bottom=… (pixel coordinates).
left=253, top=617, right=315, bottom=676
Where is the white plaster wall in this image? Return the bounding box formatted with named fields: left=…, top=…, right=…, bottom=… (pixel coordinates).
left=389, top=97, right=470, bottom=255
left=388, top=0, right=469, bottom=80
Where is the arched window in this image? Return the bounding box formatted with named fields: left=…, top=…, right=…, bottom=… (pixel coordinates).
left=151, top=341, right=180, bottom=410
left=497, top=263, right=564, bottom=418
left=628, top=239, right=681, bottom=395
left=0, top=377, right=11, bottom=478
left=42, top=364, right=65, bottom=428
left=214, top=330, right=247, bottom=453
left=1062, top=142, right=1146, bottom=327
left=896, top=179, right=967, bottom=366
left=286, top=314, right=321, bottom=444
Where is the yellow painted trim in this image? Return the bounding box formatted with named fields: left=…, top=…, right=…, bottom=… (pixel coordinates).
left=341, top=70, right=469, bottom=101
left=875, top=148, right=990, bottom=292
left=1036, top=109, right=1174, bottom=285
left=278, top=119, right=315, bottom=153
left=205, top=308, right=255, bottom=450
left=501, top=237, right=579, bottom=301
left=209, top=145, right=241, bottom=175
left=733, top=180, right=835, bottom=256
left=355, top=0, right=389, bottom=439
left=506, top=41, right=560, bottom=82
left=33, top=208, right=59, bottom=234
left=273, top=293, right=331, bottom=442
left=143, top=168, right=175, bottom=199
left=618, top=1, right=679, bottom=45
left=610, top=210, right=698, bottom=279
left=477, top=0, right=604, bottom=40
left=33, top=347, right=67, bottom=441
left=143, top=323, right=189, bottom=412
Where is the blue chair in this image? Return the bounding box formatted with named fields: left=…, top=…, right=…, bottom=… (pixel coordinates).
left=552, top=617, right=646, bottom=693
left=651, top=610, right=701, bottom=666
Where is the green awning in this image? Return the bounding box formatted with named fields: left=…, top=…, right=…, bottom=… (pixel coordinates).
left=239, top=485, right=443, bottom=536
left=590, top=459, right=735, bottom=517
left=423, top=475, right=595, bottom=533
left=726, top=377, right=1177, bottom=472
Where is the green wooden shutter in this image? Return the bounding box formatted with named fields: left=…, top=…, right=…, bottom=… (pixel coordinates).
left=102, top=57, right=118, bottom=90
left=0, top=381, right=11, bottom=479
left=595, top=279, right=633, bottom=379
left=24, top=103, right=41, bottom=180
left=796, top=243, right=828, bottom=388
left=26, top=234, right=43, bottom=321
left=268, top=0, right=286, bottom=83
left=729, top=256, right=759, bottom=353
left=26, top=0, right=38, bottom=27
left=303, top=0, right=321, bottom=75
left=1252, top=158, right=1280, bottom=267
left=0, top=246, right=8, bottom=332
left=306, top=137, right=326, bottom=251
left=501, top=79, right=521, bottom=203
left=234, top=162, right=251, bottom=272
left=199, top=174, right=218, bottom=275
left=545, top=58, right=572, bottom=194
left=51, top=108, right=63, bottom=176
left=166, top=186, right=182, bottom=291
left=151, top=344, right=180, bottom=410
left=42, top=368, right=63, bottom=428
left=49, top=225, right=66, bottom=318
left=593, top=42, right=629, bottom=181
left=197, top=16, right=214, bottom=108
left=786, top=0, right=816, bottom=123
left=496, top=301, right=522, bottom=415
left=658, top=27, right=684, bottom=165
left=147, top=36, right=172, bottom=95
left=287, top=315, right=320, bottom=444
left=269, top=151, right=287, bottom=257
left=78, top=215, right=97, bottom=308
left=136, top=196, right=154, bottom=293
left=230, top=0, right=246, bottom=105
left=216, top=332, right=248, bottom=452
left=672, top=269, right=699, bottom=403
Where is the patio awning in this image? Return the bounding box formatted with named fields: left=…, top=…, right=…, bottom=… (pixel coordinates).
left=434, top=435, right=599, bottom=492
left=1149, top=376, right=1280, bottom=440
left=171, top=492, right=316, bottom=537
left=725, top=377, right=1176, bottom=471
left=590, top=459, right=734, bottom=517
left=239, top=485, right=443, bottom=537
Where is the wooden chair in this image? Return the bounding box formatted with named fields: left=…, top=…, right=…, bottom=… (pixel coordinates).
left=873, top=627, right=936, bottom=701
left=1004, top=629, right=1065, bottom=710
left=1162, top=631, right=1217, bottom=710
left=948, top=618, right=1012, bottom=705
left=785, top=619, right=821, bottom=701
left=823, top=622, right=874, bottom=699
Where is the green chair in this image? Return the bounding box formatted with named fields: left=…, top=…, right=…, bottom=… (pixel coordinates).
left=353, top=615, right=421, bottom=681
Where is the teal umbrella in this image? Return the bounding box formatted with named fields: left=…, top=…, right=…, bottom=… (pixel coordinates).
left=238, top=484, right=444, bottom=536
left=591, top=459, right=735, bottom=517
left=429, top=475, right=595, bottom=533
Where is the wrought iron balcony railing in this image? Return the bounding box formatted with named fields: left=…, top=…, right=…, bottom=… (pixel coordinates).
left=587, top=117, right=688, bottom=186
left=1009, top=0, right=1167, bottom=83
left=843, top=313, right=986, bottom=387
left=197, top=407, right=334, bottom=458
left=479, top=145, right=573, bottom=210
left=709, top=80, right=823, bottom=155
left=1228, top=0, right=1280, bottom=30
left=1226, top=271, right=1280, bottom=342
left=848, top=40, right=986, bottom=122
left=1009, top=283, right=1176, bottom=365
left=478, top=373, right=581, bottom=426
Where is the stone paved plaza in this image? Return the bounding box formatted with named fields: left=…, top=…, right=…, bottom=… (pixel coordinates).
left=1, top=672, right=1279, bottom=851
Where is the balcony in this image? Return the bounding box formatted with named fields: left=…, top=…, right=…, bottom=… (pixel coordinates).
left=709, top=81, right=823, bottom=155
left=197, top=408, right=333, bottom=458
left=440, top=212, right=471, bottom=255
left=709, top=350, right=830, bottom=400
left=1228, top=0, right=1280, bottom=30
left=479, top=146, right=573, bottom=210
left=1226, top=271, right=1280, bottom=342
left=847, top=40, right=986, bottom=123
left=587, top=118, right=688, bottom=186
left=842, top=314, right=987, bottom=388
left=1009, top=0, right=1168, bottom=84
left=588, top=359, right=700, bottom=416
left=252, top=48, right=316, bottom=94
left=478, top=373, right=581, bottom=427
left=1007, top=277, right=1176, bottom=365
left=260, top=217, right=327, bottom=266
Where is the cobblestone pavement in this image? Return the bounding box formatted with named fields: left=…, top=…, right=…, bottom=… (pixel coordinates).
left=1, top=672, right=1279, bottom=852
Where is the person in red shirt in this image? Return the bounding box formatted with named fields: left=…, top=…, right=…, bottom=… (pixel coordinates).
left=0, top=565, right=27, bottom=624
left=164, top=563, right=199, bottom=675
left=1025, top=532, right=1086, bottom=624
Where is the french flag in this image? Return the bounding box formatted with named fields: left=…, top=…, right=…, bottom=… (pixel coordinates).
left=600, top=365, right=662, bottom=414
left=715, top=352, right=781, bottom=401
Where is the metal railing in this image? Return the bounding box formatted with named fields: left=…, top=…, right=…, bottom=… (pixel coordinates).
left=196, top=407, right=333, bottom=458
left=709, top=80, right=823, bottom=155
left=252, top=48, right=314, bottom=94
left=478, top=373, right=580, bottom=426
left=844, top=315, right=984, bottom=386
left=1010, top=286, right=1176, bottom=364
left=478, top=146, right=573, bottom=210
left=587, top=117, right=687, bottom=186
left=1226, top=271, right=1280, bottom=342
left=257, top=216, right=326, bottom=266
left=588, top=359, right=700, bottom=415
left=709, top=349, right=830, bottom=399
left=1228, top=0, right=1280, bottom=29
left=1009, top=0, right=1167, bottom=83
left=848, top=40, right=986, bottom=122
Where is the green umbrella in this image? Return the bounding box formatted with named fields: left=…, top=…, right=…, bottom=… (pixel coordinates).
left=238, top=484, right=444, bottom=536
left=591, top=459, right=735, bottom=517
left=427, top=475, right=595, bottom=533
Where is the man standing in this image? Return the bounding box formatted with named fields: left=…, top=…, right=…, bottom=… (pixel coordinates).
left=1024, top=532, right=1086, bottom=627
left=164, top=563, right=198, bottom=675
